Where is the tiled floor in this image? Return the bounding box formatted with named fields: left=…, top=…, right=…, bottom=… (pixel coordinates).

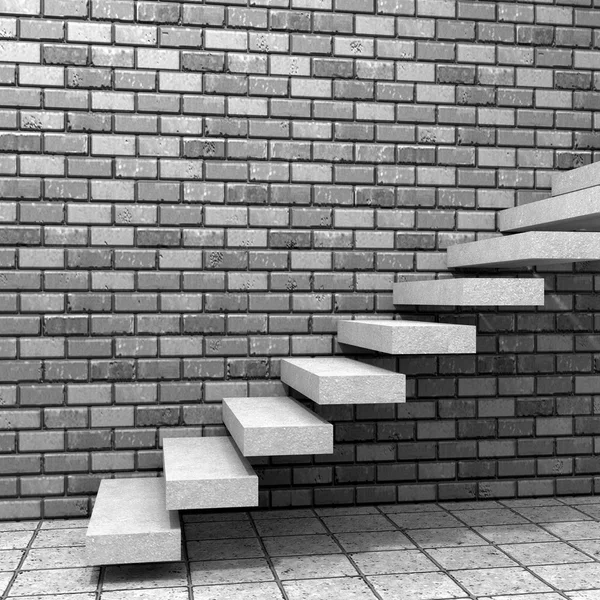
left=3, top=497, right=600, bottom=599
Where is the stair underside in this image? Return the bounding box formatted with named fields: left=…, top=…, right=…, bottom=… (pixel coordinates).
left=393, top=278, right=545, bottom=306
left=86, top=478, right=181, bottom=566
left=338, top=319, right=477, bottom=355
left=162, top=436, right=258, bottom=511
left=447, top=231, right=600, bottom=269
left=553, top=161, right=600, bottom=197
left=499, top=185, right=600, bottom=233
left=223, top=396, right=333, bottom=457
left=281, top=356, right=406, bottom=405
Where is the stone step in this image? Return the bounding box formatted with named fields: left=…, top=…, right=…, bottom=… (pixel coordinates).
left=499, top=186, right=600, bottom=233
left=280, top=356, right=405, bottom=405
left=393, top=278, right=544, bottom=306
left=447, top=232, right=600, bottom=269
left=553, top=162, right=600, bottom=197
left=223, top=396, right=333, bottom=457
left=162, top=436, right=258, bottom=511
left=86, top=477, right=181, bottom=566
left=338, top=319, right=476, bottom=355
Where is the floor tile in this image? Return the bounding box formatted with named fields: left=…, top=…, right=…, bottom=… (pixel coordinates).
left=451, top=567, right=553, bottom=596
left=501, top=498, right=564, bottom=508
left=0, top=531, right=34, bottom=550
left=514, top=506, right=591, bottom=523
left=254, top=518, right=326, bottom=537
left=10, top=567, right=99, bottom=596
left=408, top=527, right=488, bottom=548
left=0, top=572, right=13, bottom=595
left=335, top=531, right=415, bottom=553
left=351, top=549, right=439, bottom=575
left=478, top=594, right=563, bottom=600
left=316, top=507, right=379, bottom=517
left=193, top=581, right=284, bottom=600
left=475, top=524, right=559, bottom=544
left=40, top=519, right=89, bottom=529
left=102, top=589, right=189, bottom=600
left=0, top=521, right=38, bottom=532
left=22, top=546, right=91, bottom=570
left=574, top=504, right=600, bottom=520
left=263, top=534, right=341, bottom=557
left=532, top=563, right=600, bottom=591
left=560, top=497, right=600, bottom=506
left=283, top=577, right=378, bottom=600
left=190, top=558, right=273, bottom=586
left=272, top=554, right=358, bottom=580
left=184, top=511, right=249, bottom=523
left=0, top=549, right=23, bottom=570
left=568, top=592, right=600, bottom=600
left=102, top=563, right=187, bottom=590
left=251, top=509, right=315, bottom=520
left=8, top=595, right=95, bottom=600
left=187, top=537, right=264, bottom=561
left=388, top=512, right=462, bottom=530
left=379, top=504, right=443, bottom=514
left=499, top=542, right=594, bottom=566
left=368, top=572, right=468, bottom=600
left=426, top=545, right=517, bottom=570
left=32, top=528, right=86, bottom=548
left=452, top=509, right=528, bottom=527
left=322, top=515, right=395, bottom=533
left=571, top=539, right=600, bottom=559
left=541, top=521, right=600, bottom=541
left=184, top=520, right=256, bottom=541
left=442, top=501, right=503, bottom=511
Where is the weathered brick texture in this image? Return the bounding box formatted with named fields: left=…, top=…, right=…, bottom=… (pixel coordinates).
left=0, top=0, right=599, bottom=518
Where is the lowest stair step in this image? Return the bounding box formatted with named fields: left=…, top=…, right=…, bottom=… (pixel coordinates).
left=393, top=278, right=544, bottom=306
left=499, top=185, right=600, bottom=233
left=223, top=396, right=333, bottom=457
left=338, top=319, right=476, bottom=355
left=86, top=477, right=181, bottom=566
left=447, top=231, right=600, bottom=269
left=281, top=356, right=406, bottom=405
left=162, top=436, right=258, bottom=511
left=553, top=161, right=600, bottom=197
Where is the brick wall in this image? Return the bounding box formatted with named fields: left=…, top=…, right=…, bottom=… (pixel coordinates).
left=1, top=0, right=600, bottom=519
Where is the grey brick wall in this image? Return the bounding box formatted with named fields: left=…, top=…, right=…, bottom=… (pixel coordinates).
left=0, top=0, right=599, bottom=518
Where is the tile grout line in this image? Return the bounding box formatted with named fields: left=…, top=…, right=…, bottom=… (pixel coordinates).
left=179, top=512, right=194, bottom=600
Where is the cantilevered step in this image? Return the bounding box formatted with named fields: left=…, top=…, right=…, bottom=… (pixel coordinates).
left=447, top=232, right=600, bottom=269
left=553, top=161, right=600, bottom=196
left=86, top=478, right=181, bottom=566
left=223, top=396, right=333, bottom=457
left=499, top=186, right=600, bottom=233
left=338, top=320, right=476, bottom=355
left=393, top=278, right=545, bottom=306
left=162, top=436, right=258, bottom=511
left=281, top=357, right=405, bottom=405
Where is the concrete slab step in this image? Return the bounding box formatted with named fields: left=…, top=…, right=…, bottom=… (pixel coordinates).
left=499, top=186, right=600, bottom=233
left=223, top=396, right=333, bottom=457
left=338, top=319, right=476, bottom=355
left=447, top=232, right=600, bottom=269
left=162, top=436, right=258, bottom=511
left=393, top=278, right=545, bottom=306
left=86, top=477, right=181, bottom=566
left=281, top=356, right=406, bottom=405
left=553, top=162, right=600, bottom=197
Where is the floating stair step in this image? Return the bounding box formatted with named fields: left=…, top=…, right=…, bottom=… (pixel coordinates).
left=447, top=232, right=600, bottom=269
left=553, top=162, right=600, bottom=197
left=338, top=319, right=476, bottom=355
left=86, top=478, right=181, bottom=566
left=281, top=357, right=405, bottom=405
left=393, top=278, right=544, bottom=306
left=499, top=186, right=600, bottom=233
left=223, top=396, right=333, bottom=457
left=162, top=436, right=258, bottom=511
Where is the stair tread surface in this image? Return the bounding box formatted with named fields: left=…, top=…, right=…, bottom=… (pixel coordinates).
left=553, top=161, right=600, bottom=197
left=499, top=186, right=600, bottom=233
left=86, top=477, right=181, bottom=566
left=338, top=319, right=476, bottom=355
left=223, top=396, right=333, bottom=456
left=447, top=231, right=600, bottom=269
left=281, top=356, right=406, bottom=405
left=393, top=278, right=544, bottom=306
left=163, top=436, right=258, bottom=511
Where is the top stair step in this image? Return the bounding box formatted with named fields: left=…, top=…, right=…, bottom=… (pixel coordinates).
left=393, top=278, right=544, bottom=306
left=447, top=231, right=600, bottom=269
left=499, top=186, right=600, bottom=233
left=553, top=162, right=600, bottom=197
left=222, top=396, right=333, bottom=457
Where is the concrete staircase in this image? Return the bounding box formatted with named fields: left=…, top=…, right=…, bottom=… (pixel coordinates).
left=87, top=161, right=597, bottom=565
